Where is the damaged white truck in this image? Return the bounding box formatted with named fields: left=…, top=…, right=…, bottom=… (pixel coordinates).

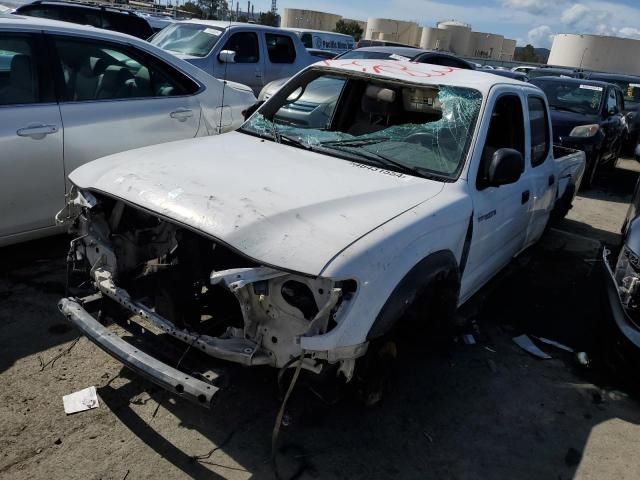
left=57, top=60, right=585, bottom=406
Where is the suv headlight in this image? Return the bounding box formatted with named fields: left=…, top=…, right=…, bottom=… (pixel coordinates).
left=569, top=124, right=599, bottom=137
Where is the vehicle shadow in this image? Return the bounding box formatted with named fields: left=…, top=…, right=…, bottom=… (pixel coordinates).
left=97, top=226, right=640, bottom=480
left=0, top=234, right=73, bottom=374
left=585, top=161, right=639, bottom=204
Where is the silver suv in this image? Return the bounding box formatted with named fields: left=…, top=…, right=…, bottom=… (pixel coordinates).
left=0, top=14, right=255, bottom=247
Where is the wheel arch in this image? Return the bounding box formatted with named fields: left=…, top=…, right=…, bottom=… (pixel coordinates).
left=366, top=249, right=461, bottom=340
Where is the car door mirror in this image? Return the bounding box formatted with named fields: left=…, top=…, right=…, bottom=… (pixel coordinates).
left=488, top=148, right=524, bottom=187
left=635, top=144, right=640, bottom=162
left=218, top=50, right=236, bottom=63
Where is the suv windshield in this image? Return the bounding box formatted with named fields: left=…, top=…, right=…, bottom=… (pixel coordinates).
left=240, top=72, right=483, bottom=179
left=151, top=23, right=224, bottom=57
left=532, top=79, right=603, bottom=115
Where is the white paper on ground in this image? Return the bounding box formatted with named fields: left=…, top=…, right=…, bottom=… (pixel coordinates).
left=512, top=334, right=552, bottom=359
left=63, top=386, right=99, bottom=414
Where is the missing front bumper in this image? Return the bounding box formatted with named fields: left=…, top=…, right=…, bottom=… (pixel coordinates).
left=58, top=297, right=219, bottom=408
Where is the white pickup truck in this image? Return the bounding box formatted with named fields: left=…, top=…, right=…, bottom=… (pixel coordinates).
left=57, top=60, right=585, bottom=406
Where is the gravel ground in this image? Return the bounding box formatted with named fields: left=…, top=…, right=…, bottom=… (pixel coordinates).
left=2, top=160, right=640, bottom=480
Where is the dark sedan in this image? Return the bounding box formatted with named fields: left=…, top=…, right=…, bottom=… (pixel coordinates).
left=585, top=72, right=640, bottom=155
left=530, top=76, right=626, bottom=187
left=335, top=46, right=475, bottom=70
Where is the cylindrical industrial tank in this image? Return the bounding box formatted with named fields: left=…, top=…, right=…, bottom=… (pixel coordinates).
left=437, top=21, right=471, bottom=56
left=366, top=18, right=421, bottom=46
left=469, top=32, right=504, bottom=59
left=420, top=27, right=452, bottom=51
left=281, top=8, right=342, bottom=31
left=549, top=34, right=640, bottom=75
left=501, top=39, right=517, bottom=61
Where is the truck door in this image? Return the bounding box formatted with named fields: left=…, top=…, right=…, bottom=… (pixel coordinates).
left=524, top=94, right=556, bottom=246
left=461, top=90, right=530, bottom=299
left=262, top=32, right=299, bottom=86
left=602, top=87, right=623, bottom=160
left=215, top=30, right=264, bottom=95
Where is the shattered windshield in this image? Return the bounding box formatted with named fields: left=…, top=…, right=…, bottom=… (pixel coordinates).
left=240, top=72, right=483, bottom=179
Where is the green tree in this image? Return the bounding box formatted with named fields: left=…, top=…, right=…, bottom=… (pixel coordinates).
left=182, top=1, right=203, bottom=18
left=514, top=44, right=540, bottom=63
left=197, top=0, right=221, bottom=19
left=334, top=20, right=364, bottom=41
left=258, top=11, right=278, bottom=27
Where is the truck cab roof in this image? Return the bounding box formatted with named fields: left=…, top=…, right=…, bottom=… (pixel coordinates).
left=319, top=59, right=526, bottom=95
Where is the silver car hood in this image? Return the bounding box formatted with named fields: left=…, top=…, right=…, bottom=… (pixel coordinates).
left=69, top=132, right=443, bottom=276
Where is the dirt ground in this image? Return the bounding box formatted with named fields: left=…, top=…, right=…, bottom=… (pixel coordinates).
left=2, top=160, right=640, bottom=480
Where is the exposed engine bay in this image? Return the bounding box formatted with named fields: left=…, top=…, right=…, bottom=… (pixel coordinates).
left=58, top=188, right=362, bottom=380
left=613, top=245, right=640, bottom=318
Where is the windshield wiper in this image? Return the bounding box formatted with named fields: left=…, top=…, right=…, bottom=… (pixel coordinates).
left=327, top=144, right=436, bottom=179
left=275, top=133, right=313, bottom=150
left=320, top=137, right=391, bottom=147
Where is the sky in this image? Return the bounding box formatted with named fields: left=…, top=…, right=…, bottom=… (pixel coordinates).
left=247, top=0, right=640, bottom=48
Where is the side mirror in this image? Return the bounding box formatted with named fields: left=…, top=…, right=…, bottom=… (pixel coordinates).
left=488, top=148, right=524, bottom=187
left=608, top=105, right=619, bottom=116
left=635, top=144, right=640, bottom=162
left=218, top=50, right=236, bottom=63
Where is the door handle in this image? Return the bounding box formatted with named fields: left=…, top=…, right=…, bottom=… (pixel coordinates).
left=169, top=108, right=193, bottom=121
left=521, top=190, right=530, bottom=204
left=16, top=124, right=58, bottom=138
left=548, top=175, right=555, bottom=186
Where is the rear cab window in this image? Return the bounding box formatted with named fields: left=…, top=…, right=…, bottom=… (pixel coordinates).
left=265, top=33, right=296, bottom=64
left=527, top=96, right=550, bottom=167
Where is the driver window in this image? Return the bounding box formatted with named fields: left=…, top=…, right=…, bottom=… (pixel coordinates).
left=607, top=88, right=616, bottom=112
left=616, top=90, right=624, bottom=112
left=477, top=94, right=524, bottom=189
left=221, top=32, right=259, bottom=63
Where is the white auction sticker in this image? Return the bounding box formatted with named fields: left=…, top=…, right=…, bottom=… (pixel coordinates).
left=630, top=83, right=640, bottom=88
left=580, top=84, right=603, bottom=91
left=389, top=54, right=411, bottom=61
left=203, top=28, right=221, bottom=36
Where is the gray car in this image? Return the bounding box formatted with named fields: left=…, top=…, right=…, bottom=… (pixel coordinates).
left=150, top=20, right=318, bottom=95
left=0, top=14, right=256, bottom=247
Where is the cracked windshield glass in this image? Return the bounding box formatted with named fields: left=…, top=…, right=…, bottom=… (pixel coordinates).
left=241, top=73, right=483, bottom=179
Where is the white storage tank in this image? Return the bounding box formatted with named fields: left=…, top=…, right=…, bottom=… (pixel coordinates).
left=469, top=32, right=504, bottom=59
left=366, top=18, right=421, bottom=46
left=501, top=39, right=517, bottom=61
left=437, top=20, right=471, bottom=56
left=548, top=34, right=640, bottom=75
left=281, top=8, right=342, bottom=32
left=420, top=27, right=452, bottom=51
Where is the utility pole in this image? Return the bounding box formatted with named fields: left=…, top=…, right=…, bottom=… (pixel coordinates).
left=271, top=0, right=277, bottom=15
